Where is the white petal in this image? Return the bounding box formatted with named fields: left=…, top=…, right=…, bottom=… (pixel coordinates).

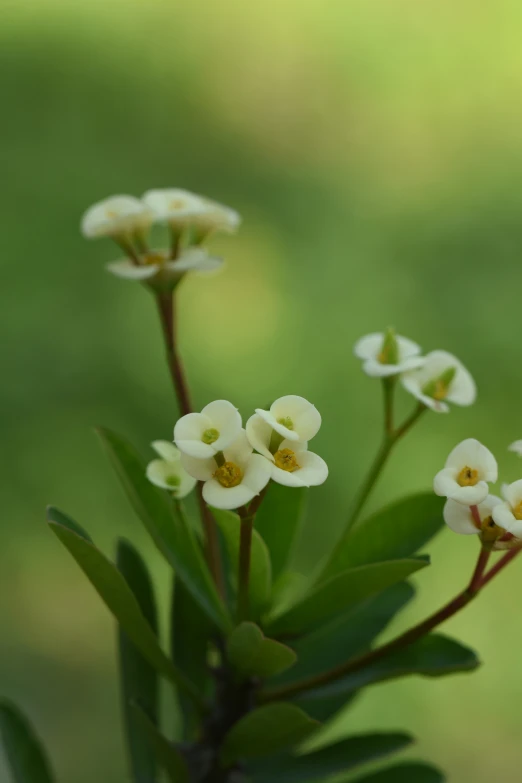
left=480, top=494, right=503, bottom=514
left=503, top=479, right=522, bottom=509
left=354, top=333, right=385, bottom=360
left=271, top=450, right=328, bottom=488
left=433, top=468, right=459, bottom=497
left=174, top=412, right=216, bottom=458
left=396, top=335, right=423, bottom=361
left=255, top=408, right=299, bottom=441
left=362, top=356, right=425, bottom=378
left=180, top=452, right=215, bottom=482
left=168, top=248, right=224, bottom=273
left=445, top=439, right=498, bottom=482
left=492, top=502, right=521, bottom=533
left=240, top=454, right=273, bottom=494
left=400, top=375, right=450, bottom=412
left=223, top=430, right=254, bottom=466
left=203, top=478, right=257, bottom=510
left=509, top=440, right=522, bottom=457
left=194, top=198, right=241, bottom=233
left=142, top=189, right=206, bottom=221
left=202, top=400, right=242, bottom=452
left=245, top=414, right=274, bottom=461
left=82, top=195, right=152, bottom=238
left=106, top=259, right=159, bottom=280
left=269, top=395, right=321, bottom=441
left=146, top=459, right=196, bottom=498
left=448, top=482, right=489, bottom=505
left=443, top=499, right=480, bottom=535
left=151, top=440, right=181, bottom=461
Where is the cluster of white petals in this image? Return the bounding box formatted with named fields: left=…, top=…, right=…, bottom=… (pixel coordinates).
left=443, top=495, right=502, bottom=536
left=434, top=439, right=497, bottom=506
left=154, top=395, right=327, bottom=509
left=146, top=441, right=197, bottom=499
left=80, top=188, right=239, bottom=288
left=355, top=330, right=476, bottom=414
left=492, top=480, right=522, bottom=537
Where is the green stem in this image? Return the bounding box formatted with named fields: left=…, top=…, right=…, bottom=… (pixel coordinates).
left=237, top=509, right=254, bottom=623
left=259, top=544, right=499, bottom=704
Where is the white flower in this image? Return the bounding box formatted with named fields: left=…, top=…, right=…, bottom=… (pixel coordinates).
left=174, top=400, right=242, bottom=459
left=401, top=350, right=476, bottom=413
left=354, top=331, right=424, bottom=377
left=492, top=479, right=522, bottom=536
left=106, top=247, right=223, bottom=281
left=181, top=431, right=271, bottom=510
left=81, top=195, right=153, bottom=239
left=508, top=440, right=522, bottom=457
left=145, top=441, right=197, bottom=498
left=443, top=494, right=502, bottom=535
left=253, top=395, right=321, bottom=445
left=433, top=438, right=497, bottom=505
left=142, top=189, right=206, bottom=224
left=246, top=413, right=328, bottom=487
left=192, top=197, right=241, bottom=235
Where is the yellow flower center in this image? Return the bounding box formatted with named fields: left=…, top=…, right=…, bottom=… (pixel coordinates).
left=513, top=501, right=522, bottom=520
left=214, top=461, right=243, bottom=488
left=169, top=198, right=187, bottom=210
left=143, top=251, right=165, bottom=267
left=202, top=428, right=220, bottom=445
left=274, top=448, right=300, bottom=472
left=457, top=466, right=479, bottom=487
left=480, top=515, right=505, bottom=543
left=106, top=209, right=118, bottom=218
left=277, top=416, right=294, bottom=430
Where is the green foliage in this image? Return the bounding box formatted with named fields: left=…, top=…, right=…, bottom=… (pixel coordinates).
left=249, top=732, right=414, bottom=782
left=266, top=558, right=429, bottom=635
left=351, top=763, right=445, bottom=782
left=212, top=508, right=272, bottom=619
left=131, top=705, right=190, bottom=783
left=117, top=539, right=158, bottom=783
left=0, top=701, right=55, bottom=783
left=255, top=484, right=308, bottom=580
left=220, top=703, right=319, bottom=765
left=227, top=623, right=297, bottom=680
left=322, top=493, right=444, bottom=581
left=96, top=427, right=231, bottom=632
left=46, top=506, right=202, bottom=703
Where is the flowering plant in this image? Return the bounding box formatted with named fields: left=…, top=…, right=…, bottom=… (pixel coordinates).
left=1, top=189, right=521, bottom=783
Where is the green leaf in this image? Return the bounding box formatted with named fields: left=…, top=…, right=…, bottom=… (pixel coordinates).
left=255, top=484, right=308, bottom=580
left=96, top=427, right=231, bottom=632
left=131, top=704, right=190, bottom=783
left=221, top=704, right=319, bottom=765
left=117, top=539, right=158, bottom=783
left=171, top=576, right=213, bottom=739
left=322, top=493, right=444, bottom=582
left=298, top=634, right=479, bottom=701
left=266, top=558, right=428, bottom=635
left=227, top=623, right=297, bottom=679
left=212, top=508, right=272, bottom=619
left=351, top=762, right=445, bottom=783
left=47, top=506, right=203, bottom=706
left=0, top=700, right=54, bottom=783
left=273, top=583, right=415, bottom=686
left=249, top=732, right=413, bottom=782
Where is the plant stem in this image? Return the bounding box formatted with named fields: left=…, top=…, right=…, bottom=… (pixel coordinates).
left=258, top=544, right=506, bottom=704
left=343, top=401, right=426, bottom=538
left=237, top=508, right=254, bottom=623
left=155, top=291, right=225, bottom=597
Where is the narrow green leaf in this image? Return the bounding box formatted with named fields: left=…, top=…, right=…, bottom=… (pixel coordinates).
left=322, top=493, right=443, bottom=582
left=351, top=762, right=445, bottom=783
left=298, top=634, right=479, bottom=701
left=221, top=703, right=319, bottom=764
left=96, top=427, right=231, bottom=632
left=47, top=506, right=203, bottom=706
left=273, top=583, right=415, bottom=686
left=117, top=539, right=158, bottom=783
left=212, top=508, right=272, bottom=619
left=266, top=558, right=428, bottom=635
left=131, top=704, right=190, bottom=783
left=250, top=732, right=413, bottom=782
left=255, top=484, right=308, bottom=580
left=227, top=623, right=297, bottom=680
left=0, top=700, right=54, bottom=783
left=171, top=576, right=213, bottom=739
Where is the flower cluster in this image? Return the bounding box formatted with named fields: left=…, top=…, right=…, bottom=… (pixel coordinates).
left=434, top=438, right=522, bottom=549
left=355, top=328, right=476, bottom=412
left=80, top=188, right=240, bottom=289
left=147, top=396, right=328, bottom=509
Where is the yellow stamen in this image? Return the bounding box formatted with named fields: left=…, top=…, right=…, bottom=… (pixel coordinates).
left=513, top=501, right=522, bottom=520
left=143, top=251, right=165, bottom=267
left=214, top=461, right=243, bottom=488
left=169, top=199, right=186, bottom=210
left=277, top=416, right=294, bottom=430
left=274, top=448, right=300, bottom=472
left=457, top=466, right=479, bottom=487
left=202, top=428, right=220, bottom=445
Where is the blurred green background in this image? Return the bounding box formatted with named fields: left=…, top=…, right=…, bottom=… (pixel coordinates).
left=3, top=0, right=522, bottom=780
